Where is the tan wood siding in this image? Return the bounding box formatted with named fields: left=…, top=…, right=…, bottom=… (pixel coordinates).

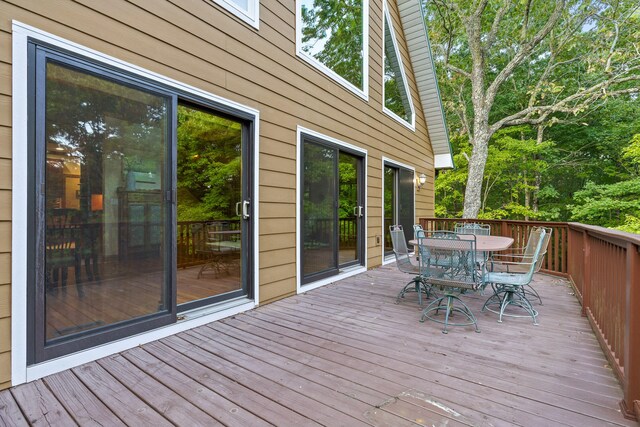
left=0, top=353, right=10, bottom=384
left=0, top=0, right=437, bottom=388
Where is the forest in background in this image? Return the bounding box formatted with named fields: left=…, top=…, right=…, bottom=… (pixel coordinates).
left=424, top=0, right=640, bottom=232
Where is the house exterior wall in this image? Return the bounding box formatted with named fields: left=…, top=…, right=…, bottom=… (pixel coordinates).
left=0, top=0, right=435, bottom=388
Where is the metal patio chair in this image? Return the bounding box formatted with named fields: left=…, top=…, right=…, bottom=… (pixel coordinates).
left=418, top=231, right=483, bottom=334
left=489, top=226, right=552, bottom=304
left=482, top=228, right=547, bottom=324
left=454, top=222, right=491, bottom=236
left=390, top=225, right=434, bottom=306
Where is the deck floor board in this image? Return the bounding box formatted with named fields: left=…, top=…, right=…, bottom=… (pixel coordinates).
left=0, top=266, right=635, bottom=426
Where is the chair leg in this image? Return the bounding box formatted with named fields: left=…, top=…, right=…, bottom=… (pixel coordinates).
left=522, top=284, right=543, bottom=305
left=396, top=277, right=433, bottom=305
left=484, top=286, right=539, bottom=325
left=420, top=294, right=479, bottom=333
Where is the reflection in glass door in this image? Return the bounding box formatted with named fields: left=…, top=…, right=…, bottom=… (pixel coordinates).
left=301, top=136, right=364, bottom=283
left=383, top=162, right=415, bottom=253
left=339, top=152, right=361, bottom=266
left=37, top=56, right=173, bottom=362
left=32, top=46, right=255, bottom=364
left=176, top=104, right=249, bottom=310
left=383, top=165, right=396, bottom=255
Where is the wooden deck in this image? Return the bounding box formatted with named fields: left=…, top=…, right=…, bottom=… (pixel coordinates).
left=0, top=265, right=635, bottom=426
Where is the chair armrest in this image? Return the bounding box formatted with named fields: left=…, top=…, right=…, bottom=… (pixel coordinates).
left=490, top=253, right=534, bottom=260
left=487, top=258, right=535, bottom=273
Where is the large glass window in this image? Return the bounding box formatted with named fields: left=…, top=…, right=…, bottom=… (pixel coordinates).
left=383, top=2, right=415, bottom=128
left=30, top=46, right=254, bottom=363
left=297, top=0, right=369, bottom=97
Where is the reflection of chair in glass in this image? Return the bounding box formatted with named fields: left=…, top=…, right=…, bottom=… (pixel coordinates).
left=76, top=222, right=100, bottom=283
left=418, top=232, right=482, bottom=334
left=488, top=226, right=552, bottom=304
left=389, top=225, right=434, bottom=306
left=482, top=228, right=547, bottom=324
left=194, top=221, right=241, bottom=278
left=454, top=222, right=491, bottom=235
left=46, top=209, right=83, bottom=297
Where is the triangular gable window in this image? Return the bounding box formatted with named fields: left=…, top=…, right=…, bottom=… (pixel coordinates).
left=383, top=3, right=415, bottom=128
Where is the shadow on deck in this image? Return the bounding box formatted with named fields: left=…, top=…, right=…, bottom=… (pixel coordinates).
left=0, top=265, right=634, bottom=426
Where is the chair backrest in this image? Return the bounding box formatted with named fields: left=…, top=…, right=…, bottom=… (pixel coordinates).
left=522, top=227, right=545, bottom=263
left=521, top=228, right=547, bottom=280
left=534, top=227, right=553, bottom=272
left=389, top=225, right=416, bottom=273
left=413, top=224, right=425, bottom=240
left=418, top=231, right=480, bottom=291
left=454, top=222, right=491, bottom=236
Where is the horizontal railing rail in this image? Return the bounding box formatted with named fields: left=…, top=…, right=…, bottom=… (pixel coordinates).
left=419, top=218, right=639, bottom=419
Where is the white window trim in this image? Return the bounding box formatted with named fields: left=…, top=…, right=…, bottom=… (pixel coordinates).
left=11, top=21, right=261, bottom=385
left=381, top=156, right=416, bottom=264
left=382, top=1, right=415, bottom=131
left=296, top=126, right=368, bottom=294
left=212, top=0, right=260, bottom=29
left=295, top=0, right=369, bottom=100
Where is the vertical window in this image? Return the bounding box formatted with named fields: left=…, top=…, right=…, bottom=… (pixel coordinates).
left=383, top=162, right=414, bottom=256
left=297, top=0, right=369, bottom=98
left=212, top=0, right=260, bottom=28
left=383, top=2, right=415, bottom=129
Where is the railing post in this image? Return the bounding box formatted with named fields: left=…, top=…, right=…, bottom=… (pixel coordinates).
left=622, top=242, right=640, bottom=419
left=581, top=230, right=591, bottom=317
left=500, top=221, right=508, bottom=238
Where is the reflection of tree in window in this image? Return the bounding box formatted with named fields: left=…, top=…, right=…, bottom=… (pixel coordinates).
left=301, top=0, right=364, bottom=89
left=176, top=105, right=242, bottom=221
left=45, top=62, right=167, bottom=217
left=384, top=18, right=411, bottom=122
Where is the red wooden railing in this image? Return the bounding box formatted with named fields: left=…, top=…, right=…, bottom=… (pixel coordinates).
left=419, top=218, right=640, bottom=419
left=566, top=223, right=640, bottom=420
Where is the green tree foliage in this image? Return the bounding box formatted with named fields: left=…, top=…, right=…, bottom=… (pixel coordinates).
left=300, top=0, right=364, bottom=88
left=425, top=0, right=640, bottom=218
left=569, top=135, right=640, bottom=233
left=436, top=128, right=556, bottom=220
left=383, top=18, right=411, bottom=121
left=176, top=105, right=242, bottom=221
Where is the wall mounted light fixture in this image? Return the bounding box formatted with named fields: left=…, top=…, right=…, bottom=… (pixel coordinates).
left=416, top=173, right=427, bottom=190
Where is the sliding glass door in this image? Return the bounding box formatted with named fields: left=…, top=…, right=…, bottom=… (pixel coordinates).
left=176, top=103, right=251, bottom=311
left=34, top=53, right=175, bottom=362
left=30, top=44, right=254, bottom=363
left=301, top=135, right=365, bottom=284
left=384, top=162, right=415, bottom=256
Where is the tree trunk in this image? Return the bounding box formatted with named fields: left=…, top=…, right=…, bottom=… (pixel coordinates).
left=532, top=125, right=544, bottom=213
left=462, top=130, right=490, bottom=218
left=524, top=173, right=530, bottom=221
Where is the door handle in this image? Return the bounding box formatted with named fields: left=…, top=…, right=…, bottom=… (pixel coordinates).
left=358, top=206, right=364, bottom=217
left=235, top=202, right=242, bottom=217
left=353, top=206, right=358, bottom=217
left=242, top=200, right=250, bottom=219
